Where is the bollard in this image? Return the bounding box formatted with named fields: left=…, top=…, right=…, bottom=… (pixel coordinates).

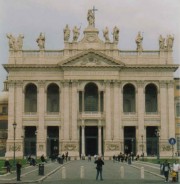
left=80, top=166, right=84, bottom=179
left=120, top=166, right=124, bottom=179
left=62, top=167, right=66, bottom=179
left=141, top=167, right=144, bottom=179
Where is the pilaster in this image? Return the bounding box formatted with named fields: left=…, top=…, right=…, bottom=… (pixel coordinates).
left=37, top=80, right=46, bottom=156
left=105, top=80, right=111, bottom=140
left=113, top=81, right=120, bottom=140
left=137, top=81, right=145, bottom=154
left=160, top=81, right=168, bottom=140
left=167, top=81, right=175, bottom=138
left=63, top=81, right=70, bottom=140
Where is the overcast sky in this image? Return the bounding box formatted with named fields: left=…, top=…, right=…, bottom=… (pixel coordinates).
left=0, top=0, right=179, bottom=91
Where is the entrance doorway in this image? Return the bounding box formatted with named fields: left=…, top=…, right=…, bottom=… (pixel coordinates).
left=124, top=126, right=136, bottom=154
left=146, top=126, right=158, bottom=156
left=85, top=126, right=98, bottom=156
left=24, top=126, right=36, bottom=157
left=47, top=126, right=59, bottom=158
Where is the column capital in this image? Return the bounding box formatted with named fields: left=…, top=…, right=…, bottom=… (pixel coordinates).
left=137, top=80, right=144, bottom=88
left=159, top=80, right=167, bottom=88
left=8, top=80, right=16, bottom=87
left=104, top=80, right=111, bottom=86
left=167, top=80, right=174, bottom=88
left=62, top=80, right=70, bottom=87
left=16, top=80, right=23, bottom=87
left=38, top=80, right=46, bottom=88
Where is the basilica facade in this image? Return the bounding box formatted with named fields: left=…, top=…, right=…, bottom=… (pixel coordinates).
left=4, top=10, right=178, bottom=159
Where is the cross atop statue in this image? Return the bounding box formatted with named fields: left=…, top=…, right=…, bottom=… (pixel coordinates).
left=87, top=6, right=98, bottom=27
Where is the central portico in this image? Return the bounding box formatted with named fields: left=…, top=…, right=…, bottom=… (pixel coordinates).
left=4, top=9, right=178, bottom=159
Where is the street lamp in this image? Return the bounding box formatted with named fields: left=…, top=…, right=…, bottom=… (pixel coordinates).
left=35, top=130, right=37, bottom=158
left=141, top=135, right=144, bottom=160
left=131, top=138, right=134, bottom=154
left=155, top=128, right=160, bottom=161
left=13, top=122, right=17, bottom=167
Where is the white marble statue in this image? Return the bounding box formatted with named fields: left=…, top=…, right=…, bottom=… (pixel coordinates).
left=64, top=24, right=70, bottom=42
left=103, top=27, right=110, bottom=42
left=135, top=31, right=143, bottom=51
left=113, top=26, right=119, bottom=43
left=87, top=9, right=95, bottom=27
left=159, top=35, right=165, bottom=50
left=166, top=34, right=174, bottom=50
left=36, top=32, right=45, bottom=49
left=7, top=34, right=24, bottom=50
left=73, top=26, right=80, bottom=42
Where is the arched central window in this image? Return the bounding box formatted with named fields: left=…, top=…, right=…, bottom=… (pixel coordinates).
left=123, top=84, right=135, bottom=112
left=25, top=84, right=37, bottom=112
left=84, top=83, right=98, bottom=111
left=47, top=84, right=59, bottom=112
left=145, top=84, right=157, bottom=113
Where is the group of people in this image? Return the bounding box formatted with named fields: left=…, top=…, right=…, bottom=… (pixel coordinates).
left=161, top=160, right=180, bottom=182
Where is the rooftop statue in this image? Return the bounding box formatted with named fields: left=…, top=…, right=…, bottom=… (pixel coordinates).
left=135, top=31, right=143, bottom=51
left=166, top=34, right=174, bottom=51
left=159, top=34, right=165, bottom=50
left=36, top=32, right=45, bottom=49
left=113, top=26, right=119, bottom=43
left=7, top=34, right=24, bottom=50
left=64, top=24, right=70, bottom=42
left=17, top=34, right=24, bottom=50
left=103, top=27, right=110, bottom=42
left=73, top=26, right=80, bottom=42
left=87, top=9, right=95, bottom=27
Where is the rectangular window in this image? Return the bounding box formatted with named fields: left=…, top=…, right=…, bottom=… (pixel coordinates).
left=2, top=106, right=7, bottom=114
left=176, top=103, right=180, bottom=117
left=177, top=137, right=180, bottom=152
left=176, top=85, right=180, bottom=90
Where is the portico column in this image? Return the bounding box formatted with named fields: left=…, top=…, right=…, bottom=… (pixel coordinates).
left=113, top=81, right=120, bottom=140
left=82, top=91, right=84, bottom=112
left=105, top=81, right=111, bottom=140
left=160, top=81, right=168, bottom=140
left=98, top=124, right=102, bottom=156
left=137, top=81, right=145, bottom=155
left=38, top=80, right=46, bottom=156
left=98, top=91, right=101, bottom=112
left=63, top=81, right=70, bottom=140
left=81, top=125, right=85, bottom=155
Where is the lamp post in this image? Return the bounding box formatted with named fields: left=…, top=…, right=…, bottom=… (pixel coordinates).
left=35, top=131, right=37, bottom=159
left=155, top=129, right=160, bottom=161
left=141, top=135, right=144, bottom=160
left=13, top=122, right=17, bottom=167
left=131, top=138, right=134, bottom=154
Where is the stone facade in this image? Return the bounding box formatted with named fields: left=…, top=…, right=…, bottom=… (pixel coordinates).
left=3, top=9, right=179, bottom=159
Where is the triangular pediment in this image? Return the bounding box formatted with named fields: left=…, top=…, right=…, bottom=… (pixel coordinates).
left=58, top=49, right=125, bottom=67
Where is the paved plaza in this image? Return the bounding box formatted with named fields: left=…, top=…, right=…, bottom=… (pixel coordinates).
left=0, top=159, right=170, bottom=184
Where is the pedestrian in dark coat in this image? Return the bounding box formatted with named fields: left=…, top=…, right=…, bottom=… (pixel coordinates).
left=163, top=160, right=171, bottom=182
left=94, top=156, right=104, bottom=180
left=4, top=159, right=11, bottom=173
left=16, top=161, right=22, bottom=181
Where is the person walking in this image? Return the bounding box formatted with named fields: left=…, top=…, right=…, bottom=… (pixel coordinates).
left=16, top=160, right=22, bottom=181
left=163, top=160, right=171, bottom=182
left=4, top=159, right=11, bottom=173
left=94, top=156, right=104, bottom=181
left=172, top=160, right=179, bottom=181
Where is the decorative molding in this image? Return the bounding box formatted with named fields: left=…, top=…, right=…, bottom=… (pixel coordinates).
left=9, top=144, right=21, bottom=151
left=106, top=143, right=120, bottom=151
left=63, top=143, right=78, bottom=151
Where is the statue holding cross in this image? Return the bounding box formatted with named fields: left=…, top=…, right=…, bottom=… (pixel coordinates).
left=87, top=7, right=97, bottom=27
